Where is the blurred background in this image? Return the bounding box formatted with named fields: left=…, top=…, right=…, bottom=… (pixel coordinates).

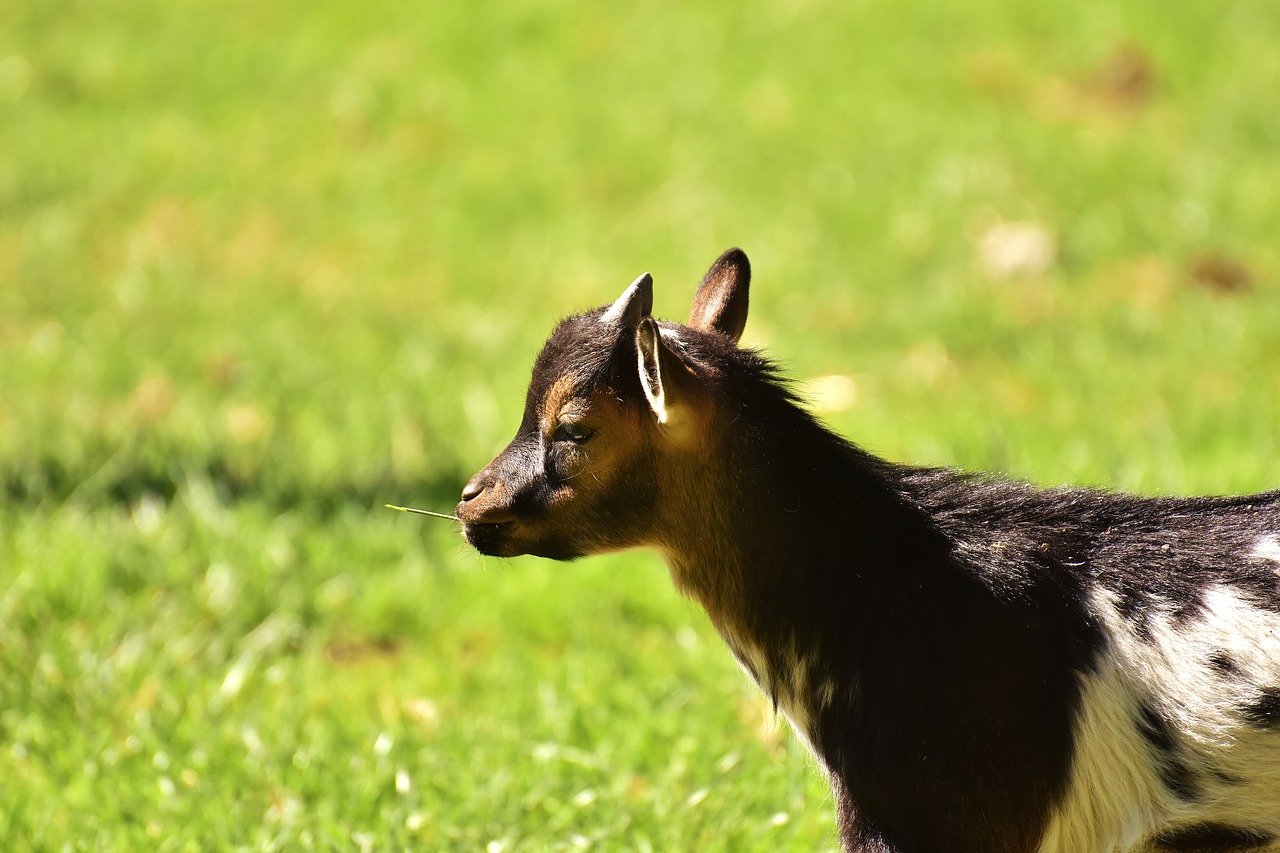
left=2, top=0, right=1278, bottom=848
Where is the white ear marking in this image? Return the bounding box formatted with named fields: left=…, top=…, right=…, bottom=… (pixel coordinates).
left=636, top=318, right=670, bottom=424
left=642, top=378, right=669, bottom=424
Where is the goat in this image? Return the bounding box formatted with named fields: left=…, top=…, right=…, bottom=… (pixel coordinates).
left=455, top=248, right=1280, bottom=852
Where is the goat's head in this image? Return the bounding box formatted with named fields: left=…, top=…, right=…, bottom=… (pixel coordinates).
left=456, top=248, right=751, bottom=559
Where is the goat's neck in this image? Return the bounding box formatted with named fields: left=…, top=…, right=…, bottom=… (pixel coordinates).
left=655, top=410, right=933, bottom=658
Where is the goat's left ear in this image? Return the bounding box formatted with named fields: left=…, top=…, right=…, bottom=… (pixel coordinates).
left=635, top=317, right=700, bottom=429
left=602, top=272, right=654, bottom=329
left=688, top=248, right=750, bottom=343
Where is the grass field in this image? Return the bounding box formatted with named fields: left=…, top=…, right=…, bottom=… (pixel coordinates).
left=3, top=0, right=1279, bottom=849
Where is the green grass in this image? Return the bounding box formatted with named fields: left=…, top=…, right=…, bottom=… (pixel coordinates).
left=3, top=0, right=1279, bottom=848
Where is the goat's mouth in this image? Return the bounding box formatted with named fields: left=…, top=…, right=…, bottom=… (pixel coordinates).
left=462, top=521, right=517, bottom=557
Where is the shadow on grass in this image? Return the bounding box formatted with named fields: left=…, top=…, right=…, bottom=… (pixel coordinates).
left=2, top=443, right=467, bottom=519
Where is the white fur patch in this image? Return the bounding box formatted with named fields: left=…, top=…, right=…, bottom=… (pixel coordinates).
left=776, top=644, right=818, bottom=755
left=1251, top=535, right=1280, bottom=565
left=723, top=629, right=823, bottom=761
left=816, top=678, right=837, bottom=710
left=725, top=628, right=769, bottom=693
left=1040, top=585, right=1280, bottom=851
left=1036, top=654, right=1159, bottom=852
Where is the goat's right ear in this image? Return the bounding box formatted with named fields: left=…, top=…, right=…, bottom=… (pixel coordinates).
left=688, top=248, right=750, bottom=343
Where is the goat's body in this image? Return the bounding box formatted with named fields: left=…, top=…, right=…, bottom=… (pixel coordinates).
left=679, top=412, right=1280, bottom=852
left=651, top=336, right=1280, bottom=852
left=457, top=250, right=1280, bottom=853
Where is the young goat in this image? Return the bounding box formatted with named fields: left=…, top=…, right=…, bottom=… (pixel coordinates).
left=455, top=249, right=1280, bottom=852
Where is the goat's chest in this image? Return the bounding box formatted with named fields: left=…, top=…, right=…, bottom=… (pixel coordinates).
left=721, top=630, right=834, bottom=759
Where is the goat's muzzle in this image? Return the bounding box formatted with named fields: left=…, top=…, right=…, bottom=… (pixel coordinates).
left=457, top=468, right=524, bottom=556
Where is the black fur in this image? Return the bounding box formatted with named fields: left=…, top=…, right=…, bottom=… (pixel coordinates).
left=1138, top=702, right=1202, bottom=802
left=1240, top=687, right=1280, bottom=730
left=1152, top=823, right=1275, bottom=852
left=1209, top=650, right=1242, bottom=676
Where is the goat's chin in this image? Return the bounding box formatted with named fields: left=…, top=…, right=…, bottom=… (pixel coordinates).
left=462, top=522, right=516, bottom=557
left=463, top=522, right=584, bottom=561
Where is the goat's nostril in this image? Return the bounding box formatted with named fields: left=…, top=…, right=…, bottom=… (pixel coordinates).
left=461, top=478, right=485, bottom=502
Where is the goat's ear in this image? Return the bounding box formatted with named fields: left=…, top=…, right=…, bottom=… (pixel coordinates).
left=688, top=248, right=750, bottom=343
left=635, top=317, right=696, bottom=428
left=602, top=272, right=654, bottom=329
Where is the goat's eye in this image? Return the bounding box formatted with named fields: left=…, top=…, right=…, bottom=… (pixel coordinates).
left=553, top=422, right=595, bottom=444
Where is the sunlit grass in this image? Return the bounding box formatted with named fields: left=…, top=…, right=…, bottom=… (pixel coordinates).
left=2, top=0, right=1278, bottom=847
